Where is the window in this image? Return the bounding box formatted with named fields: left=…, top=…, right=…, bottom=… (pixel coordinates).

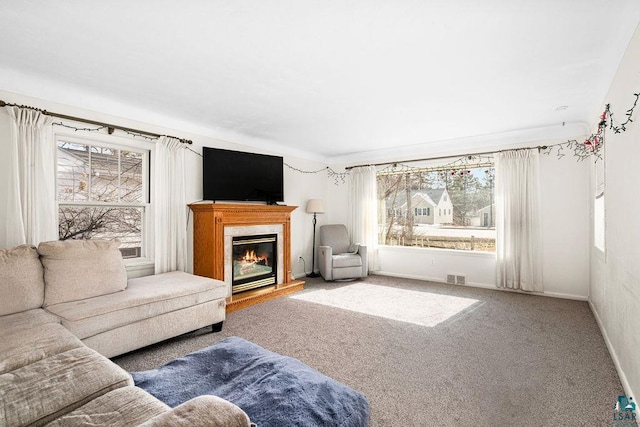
left=377, top=160, right=495, bottom=252
left=56, top=136, right=150, bottom=260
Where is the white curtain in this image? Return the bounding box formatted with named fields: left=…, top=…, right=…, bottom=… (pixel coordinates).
left=348, top=165, right=379, bottom=271
left=154, top=136, right=188, bottom=273
left=1, top=107, right=57, bottom=248
left=494, top=149, right=543, bottom=292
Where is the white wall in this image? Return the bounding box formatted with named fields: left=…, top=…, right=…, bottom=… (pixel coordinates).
left=329, top=145, right=591, bottom=300
left=0, top=90, right=330, bottom=279
left=376, top=245, right=496, bottom=286
left=589, top=23, right=640, bottom=400
left=0, top=88, right=593, bottom=298
left=539, top=151, right=591, bottom=299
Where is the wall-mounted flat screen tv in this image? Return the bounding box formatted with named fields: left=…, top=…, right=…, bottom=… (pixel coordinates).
left=202, top=147, right=284, bottom=203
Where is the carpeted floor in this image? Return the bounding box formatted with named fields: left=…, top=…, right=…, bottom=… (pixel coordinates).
left=113, top=275, right=625, bottom=426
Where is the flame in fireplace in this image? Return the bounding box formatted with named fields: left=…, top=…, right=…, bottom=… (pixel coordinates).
left=240, top=249, right=269, bottom=266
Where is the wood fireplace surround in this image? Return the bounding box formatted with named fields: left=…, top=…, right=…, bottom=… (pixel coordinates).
left=188, top=203, right=304, bottom=312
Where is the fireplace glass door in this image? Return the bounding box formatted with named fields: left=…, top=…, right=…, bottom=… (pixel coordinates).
left=232, top=234, right=277, bottom=293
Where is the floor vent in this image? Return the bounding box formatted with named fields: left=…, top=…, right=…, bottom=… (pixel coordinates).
left=446, top=274, right=456, bottom=285
left=456, top=275, right=466, bottom=285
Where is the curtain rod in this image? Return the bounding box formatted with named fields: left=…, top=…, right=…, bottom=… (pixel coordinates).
left=344, top=145, right=548, bottom=170
left=0, top=100, right=193, bottom=144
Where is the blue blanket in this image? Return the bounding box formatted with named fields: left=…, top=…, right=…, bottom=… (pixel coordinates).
left=132, top=337, right=369, bottom=426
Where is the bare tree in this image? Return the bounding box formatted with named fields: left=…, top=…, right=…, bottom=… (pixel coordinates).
left=377, top=173, right=403, bottom=244
left=57, top=142, right=144, bottom=251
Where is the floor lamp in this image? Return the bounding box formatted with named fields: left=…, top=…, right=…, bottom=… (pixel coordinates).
left=306, top=199, right=324, bottom=278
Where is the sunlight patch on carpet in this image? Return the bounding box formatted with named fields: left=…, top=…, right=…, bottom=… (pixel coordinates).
left=290, top=283, right=479, bottom=327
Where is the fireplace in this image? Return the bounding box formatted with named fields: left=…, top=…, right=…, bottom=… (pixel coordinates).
left=189, top=203, right=302, bottom=312
left=231, top=234, right=277, bottom=293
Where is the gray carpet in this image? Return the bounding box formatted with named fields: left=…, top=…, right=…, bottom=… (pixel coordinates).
left=113, top=275, right=625, bottom=426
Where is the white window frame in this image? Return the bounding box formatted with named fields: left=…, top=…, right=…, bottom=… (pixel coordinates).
left=54, top=130, right=154, bottom=267
left=377, top=158, right=495, bottom=253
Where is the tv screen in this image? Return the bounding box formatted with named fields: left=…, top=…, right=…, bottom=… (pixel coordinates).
left=202, top=147, right=284, bottom=203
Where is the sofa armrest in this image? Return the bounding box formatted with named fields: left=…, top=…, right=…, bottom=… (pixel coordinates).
left=357, top=244, right=368, bottom=277
left=139, top=395, right=253, bottom=427
left=318, top=245, right=333, bottom=280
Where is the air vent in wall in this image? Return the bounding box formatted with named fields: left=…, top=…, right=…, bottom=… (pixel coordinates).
left=446, top=274, right=456, bottom=285
left=456, top=275, right=466, bottom=285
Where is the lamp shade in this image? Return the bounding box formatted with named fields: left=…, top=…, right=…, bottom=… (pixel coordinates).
left=306, top=199, right=325, bottom=214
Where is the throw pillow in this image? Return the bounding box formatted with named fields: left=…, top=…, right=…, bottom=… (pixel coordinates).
left=39, top=239, right=127, bottom=307
left=0, top=245, right=45, bottom=315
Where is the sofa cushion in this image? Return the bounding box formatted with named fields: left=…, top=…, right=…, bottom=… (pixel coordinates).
left=0, top=322, right=84, bottom=375
left=139, top=395, right=253, bottom=427
left=0, top=346, right=132, bottom=426
left=45, top=271, right=227, bottom=340
left=0, top=308, right=60, bottom=332
left=0, top=244, right=45, bottom=315
left=46, top=386, right=169, bottom=427
left=38, top=239, right=127, bottom=307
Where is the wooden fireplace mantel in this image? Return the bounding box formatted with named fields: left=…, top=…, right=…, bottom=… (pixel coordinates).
left=188, top=203, right=304, bottom=312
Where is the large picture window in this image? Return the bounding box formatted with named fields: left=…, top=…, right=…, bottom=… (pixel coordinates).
left=377, top=159, right=495, bottom=252
left=56, top=136, right=150, bottom=259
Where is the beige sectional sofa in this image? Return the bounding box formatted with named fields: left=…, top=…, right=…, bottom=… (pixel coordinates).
left=0, top=240, right=253, bottom=426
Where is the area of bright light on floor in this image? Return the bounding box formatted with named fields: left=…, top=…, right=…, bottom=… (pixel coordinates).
left=290, top=283, right=480, bottom=327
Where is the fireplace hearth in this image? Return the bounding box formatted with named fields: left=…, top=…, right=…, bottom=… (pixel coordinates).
left=232, top=234, right=277, bottom=293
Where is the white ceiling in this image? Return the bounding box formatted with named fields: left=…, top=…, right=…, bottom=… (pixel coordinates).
left=1, top=1, right=639, bottom=164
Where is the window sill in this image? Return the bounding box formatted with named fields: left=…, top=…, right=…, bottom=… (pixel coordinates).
left=378, top=245, right=496, bottom=258
left=124, top=259, right=155, bottom=278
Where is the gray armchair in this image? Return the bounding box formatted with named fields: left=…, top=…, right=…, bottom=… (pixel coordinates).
left=318, top=224, right=368, bottom=281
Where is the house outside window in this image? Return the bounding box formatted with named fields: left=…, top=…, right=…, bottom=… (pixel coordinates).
left=56, top=135, right=151, bottom=260
left=377, top=159, right=495, bottom=252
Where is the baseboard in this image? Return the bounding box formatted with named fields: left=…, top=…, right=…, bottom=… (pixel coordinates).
left=292, top=271, right=313, bottom=280
left=589, top=300, right=636, bottom=400
left=372, top=270, right=446, bottom=284
left=541, top=290, right=588, bottom=301
left=371, top=271, right=588, bottom=301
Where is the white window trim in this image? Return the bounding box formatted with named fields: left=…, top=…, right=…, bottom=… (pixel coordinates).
left=378, top=159, right=496, bottom=254
left=593, top=148, right=605, bottom=257
left=54, top=129, right=155, bottom=267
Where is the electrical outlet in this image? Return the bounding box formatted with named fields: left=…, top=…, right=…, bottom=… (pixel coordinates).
left=298, top=256, right=303, bottom=263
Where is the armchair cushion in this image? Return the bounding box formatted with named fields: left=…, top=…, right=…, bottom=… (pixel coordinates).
left=332, top=253, right=362, bottom=268
left=318, top=224, right=351, bottom=254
